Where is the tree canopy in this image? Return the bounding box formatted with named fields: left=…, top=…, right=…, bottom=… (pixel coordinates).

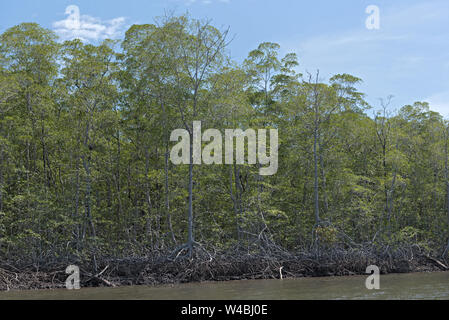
left=1, top=16, right=449, bottom=265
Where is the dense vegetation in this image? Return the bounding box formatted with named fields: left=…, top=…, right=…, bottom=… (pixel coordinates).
left=1, top=16, right=449, bottom=276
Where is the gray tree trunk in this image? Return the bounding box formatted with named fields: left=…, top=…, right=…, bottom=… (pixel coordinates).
left=313, top=122, right=320, bottom=224
left=187, top=131, right=194, bottom=256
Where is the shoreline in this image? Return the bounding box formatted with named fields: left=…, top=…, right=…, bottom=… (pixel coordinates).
left=2, top=269, right=448, bottom=295
left=1, top=246, right=447, bottom=292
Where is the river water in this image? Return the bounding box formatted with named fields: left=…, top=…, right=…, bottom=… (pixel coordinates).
left=1, top=271, right=449, bottom=299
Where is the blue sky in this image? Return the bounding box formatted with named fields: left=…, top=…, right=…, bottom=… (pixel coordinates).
left=1, top=0, right=448, bottom=115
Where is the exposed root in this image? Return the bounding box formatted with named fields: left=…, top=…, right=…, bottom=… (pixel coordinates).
left=0, top=244, right=444, bottom=291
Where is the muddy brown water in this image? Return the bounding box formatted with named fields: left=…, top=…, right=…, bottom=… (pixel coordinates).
left=1, top=271, right=449, bottom=299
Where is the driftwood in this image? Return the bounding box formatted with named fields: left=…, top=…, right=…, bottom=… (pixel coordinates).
left=84, top=265, right=116, bottom=287
left=424, top=255, right=448, bottom=270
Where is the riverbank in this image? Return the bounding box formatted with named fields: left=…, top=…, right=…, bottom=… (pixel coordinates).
left=1, top=245, right=447, bottom=291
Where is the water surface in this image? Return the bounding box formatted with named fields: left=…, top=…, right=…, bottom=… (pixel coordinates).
left=1, top=271, right=449, bottom=299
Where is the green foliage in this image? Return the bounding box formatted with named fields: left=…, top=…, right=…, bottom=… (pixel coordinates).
left=0, top=19, right=448, bottom=263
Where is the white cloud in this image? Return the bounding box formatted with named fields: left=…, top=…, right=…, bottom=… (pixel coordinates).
left=284, top=1, right=449, bottom=69
left=426, top=89, right=449, bottom=117
left=280, top=1, right=449, bottom=111
left=185, top=0, right=229, bottom=5
left=382, top=1, right=449, bottom=29
left=53, top=5, right=127, bottom=42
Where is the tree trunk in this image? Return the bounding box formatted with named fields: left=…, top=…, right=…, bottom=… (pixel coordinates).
left=187, top=131, right=194, bottom=257
left=318, top=140, right=329, bottom=214
left=313, top=125, right=320, bottom=225
left=82, top=114, right=97, bottom=271
left=161, top=98, right=176, bottom=245
left=145, top=147, right=154, bottom=248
